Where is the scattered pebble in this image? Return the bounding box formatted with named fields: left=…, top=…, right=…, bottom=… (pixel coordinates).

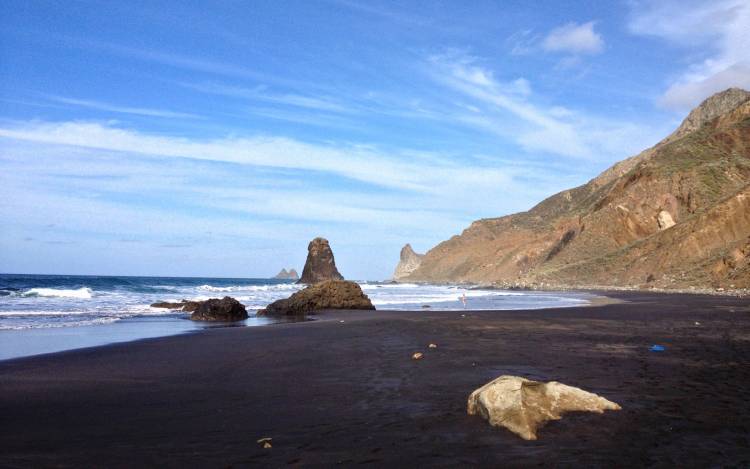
left=257, top=437, right=272, bottom=448
left=461, top=314, right=466, bottom=318
left=695, top=321, right=701, bottom=326
left=412, top=352, right=424, bottom=360
left=428, top=343, right=437, bottom=349
left=339, top=320, right=345, bottom=323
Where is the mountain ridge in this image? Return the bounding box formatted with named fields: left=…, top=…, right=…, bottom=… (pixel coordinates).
left=402, top=88, right=750, bottom=292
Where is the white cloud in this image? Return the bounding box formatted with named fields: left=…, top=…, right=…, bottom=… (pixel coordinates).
left=0, top=120, right=553, bottom=208
left=0, top=121, right=430, bottom=191
left=628, top=0, right=750, bottom=110
left=660, top=63, right=750, bottom=109
left=47, top=96, right=201, bottom=119
left=542, top=21, right=604, bottom=55
left=426, top=53, right=663, bottom=161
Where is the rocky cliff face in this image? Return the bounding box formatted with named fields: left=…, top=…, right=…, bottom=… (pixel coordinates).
left=297, top=237, right=344, bottom=284
left=393, top=244, right=424, bottom=281
left=273, top=268, right=299, bottom=280
left=403, top=88, right=750, bottom=292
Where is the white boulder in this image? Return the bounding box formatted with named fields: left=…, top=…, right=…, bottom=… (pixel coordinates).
left=467, top=375, right=621, bottom=440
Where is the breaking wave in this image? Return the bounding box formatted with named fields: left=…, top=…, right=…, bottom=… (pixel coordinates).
left=20, top=287, right=94, bottom=299
left=197, top=284, right=300, bottom=292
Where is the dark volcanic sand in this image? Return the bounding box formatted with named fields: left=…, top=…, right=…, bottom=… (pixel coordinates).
left=1, top=292, right=749, bottom=467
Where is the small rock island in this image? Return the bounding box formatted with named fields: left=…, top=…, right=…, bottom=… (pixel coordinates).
left=273, top=268, right=299, bottom=280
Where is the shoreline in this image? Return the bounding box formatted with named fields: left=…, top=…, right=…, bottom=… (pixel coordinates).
left=0, top=288, right=608, bottom=363
left=440, top=280, right=749, bottom=297
left=2, top=291, right=749, bottom=466
left=0, top=314, right=283, bottom=362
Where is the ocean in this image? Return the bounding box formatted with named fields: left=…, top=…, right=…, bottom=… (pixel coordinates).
left=0, top=274, right=592, bottom=360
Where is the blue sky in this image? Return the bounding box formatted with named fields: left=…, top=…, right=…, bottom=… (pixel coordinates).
left=1, top=0, right=748, bottom=279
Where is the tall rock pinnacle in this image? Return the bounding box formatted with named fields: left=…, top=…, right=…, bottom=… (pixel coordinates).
left=297, top=237, right=344, bottom=284
left=392, top=243, right=424, bottom=281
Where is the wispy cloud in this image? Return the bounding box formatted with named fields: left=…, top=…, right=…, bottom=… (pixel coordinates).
left=54, top=36, right=306, bottom=88
left=48, top=96, right=201, bottom=119
left=506, top=29, right=541, bottom=56
left=507, top=22, right=603, bottom=58
left=329, top=0, right=431, bottom=26
left=425, top=53, right=661, bottom=161
left=542, top=21, right=604, bottom=55
left=243, top=106, right=356, bottom=129
left=180, top=82, right=350, bottom=113
left=628, top=0, right=750, bottom=110
left=0, top=120, right=438, bottom=192
left=0, top=119, right=562, bottom=206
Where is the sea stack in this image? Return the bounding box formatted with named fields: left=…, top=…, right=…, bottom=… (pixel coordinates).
left=297, top=237, right=344, bottom=284
left=273, top=268, right=299, bottom=280
left=393, top=243, right=423, bottom=281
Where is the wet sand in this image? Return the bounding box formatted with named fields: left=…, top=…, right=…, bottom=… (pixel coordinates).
left=1, top=291, right=749, bottom=467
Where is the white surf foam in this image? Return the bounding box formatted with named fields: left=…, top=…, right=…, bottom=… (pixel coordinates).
left=0, top=316, right=121, bottom=330
left=197, top=284, right=300, bottom=293
left=360, top=283, right=421, bottom=289
left=20, top=287, right=93, bottom=299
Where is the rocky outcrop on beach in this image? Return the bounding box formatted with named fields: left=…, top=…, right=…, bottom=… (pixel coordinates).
left=467, top=375, right=621, bottom=440
left=393, top=244, right=424, bottom=281
left=258, top=280, right=374, bottom=316
left=297, top=237, right=344, bottom=284
left=190, top=296, right=248, bottom=322
left=402, top=88, right=750, bottom=291
left=150, top=300, right=201, bottom=312
left=273, top=268, right=299, bottom=280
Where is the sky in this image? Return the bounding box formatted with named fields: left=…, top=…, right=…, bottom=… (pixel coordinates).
left=1, top=0, right=748, bottom=279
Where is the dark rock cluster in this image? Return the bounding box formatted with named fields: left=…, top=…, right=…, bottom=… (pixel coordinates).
left=258, top=280, right=374, bottom=316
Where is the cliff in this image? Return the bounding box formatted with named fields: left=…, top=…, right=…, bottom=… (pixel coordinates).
left=403, top=88, right=750, bottom=291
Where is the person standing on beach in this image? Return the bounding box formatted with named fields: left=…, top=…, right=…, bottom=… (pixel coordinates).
left=460, top=293, right=467, bottom=308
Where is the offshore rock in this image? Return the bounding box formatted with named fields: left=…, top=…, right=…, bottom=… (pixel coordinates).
left=190, top=296, right=248, bottom=322
left=297, top=237, right=344, bottom=284
left=393, top=243, right=424, bottom=281
left=467, top=375, right=621, bottom=440
left=150, top=300, right=202, bottom=312
left=273, top=268, right=299, bottom=280
left=258, top=280, right=374, bottom=316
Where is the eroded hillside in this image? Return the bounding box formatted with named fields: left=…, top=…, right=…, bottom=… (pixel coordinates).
left=404, top=88, right=750, bottom=291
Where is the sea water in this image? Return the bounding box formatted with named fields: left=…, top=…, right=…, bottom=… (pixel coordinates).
left=0, top=274, right=592, bottom=360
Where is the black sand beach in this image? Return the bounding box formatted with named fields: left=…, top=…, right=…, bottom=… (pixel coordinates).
left=1, top=292, right=749, bottom=467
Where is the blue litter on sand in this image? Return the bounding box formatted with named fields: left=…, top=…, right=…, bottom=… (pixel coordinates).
left=650, top=345, right=666, bottom=352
